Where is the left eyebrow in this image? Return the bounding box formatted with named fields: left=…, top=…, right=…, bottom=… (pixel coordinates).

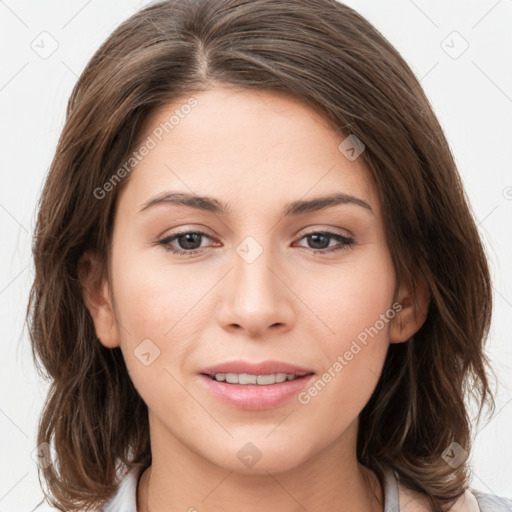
left=138, top=191, right=374, bottom=216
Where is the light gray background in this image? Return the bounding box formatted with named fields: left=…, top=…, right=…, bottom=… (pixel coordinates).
left=1, top=0, right=511, bottom=510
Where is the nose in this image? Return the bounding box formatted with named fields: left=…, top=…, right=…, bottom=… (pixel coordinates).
left=216, top=240, right=295, bottom=338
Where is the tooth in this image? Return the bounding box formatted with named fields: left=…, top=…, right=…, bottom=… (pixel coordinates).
left=225, top=373, right=239, bottom=384
left=257, top=374, right=276, bottom=385
left=212, top=372, right=303, bottom=384
left=238, top=373, right=257, bottom=384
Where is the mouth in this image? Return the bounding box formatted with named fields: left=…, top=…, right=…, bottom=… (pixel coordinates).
left=199, top=359, right=315, bottom=380
left=201, top=372, right=314, bottom=385
left=197, top=360, right=316, bottom=410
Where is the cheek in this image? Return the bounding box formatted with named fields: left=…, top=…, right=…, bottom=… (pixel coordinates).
left=301, top=245, right=396, bottom=343
left=112, top=271, right=170, bottom=340
left=108, top=244, right=186, bottom=382
left=297, top=305, right=392, bottom=441
left=109, top=242, right=217, bottom=396
left=110, top=237, right=200, bottom=339
left=110, top=259, right=197, bottom=416
left=295, top=249, right=395, bottom=419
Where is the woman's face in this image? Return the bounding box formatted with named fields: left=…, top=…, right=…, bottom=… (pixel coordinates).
left=89, top=87, right=419, bottom=473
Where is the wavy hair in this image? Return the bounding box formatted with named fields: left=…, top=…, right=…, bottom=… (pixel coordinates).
left=27, top=0, right=496, bottom=510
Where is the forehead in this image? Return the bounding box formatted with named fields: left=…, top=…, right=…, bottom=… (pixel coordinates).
left=118, top=86, right=378, bottom=218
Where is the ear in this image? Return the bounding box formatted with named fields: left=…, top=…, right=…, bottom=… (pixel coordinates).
left=77, top=250, right=120, bottom=348
left=389, top=274, right=430, bottom=344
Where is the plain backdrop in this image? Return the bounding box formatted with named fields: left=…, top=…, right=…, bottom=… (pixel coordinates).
left=1, top=0, right=511, bottom=510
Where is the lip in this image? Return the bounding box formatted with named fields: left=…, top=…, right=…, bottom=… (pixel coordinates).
left=199, top=373, right=315, bottom=410
left=198, top=359, right=315, bottom=410
left=199, top=359, right=314, bottom=377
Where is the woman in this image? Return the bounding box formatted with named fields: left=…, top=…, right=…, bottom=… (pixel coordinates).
left=27, top=0, right=511, bottom=510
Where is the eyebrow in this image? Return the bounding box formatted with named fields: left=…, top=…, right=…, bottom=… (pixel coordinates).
left=138, top=191, right=374, bottom=216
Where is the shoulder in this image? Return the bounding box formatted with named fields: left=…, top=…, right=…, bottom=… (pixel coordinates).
left=442, top=488, right=512, bottom=512
left=387, top=467, right=511, bottom=512
left=101, top=465, right=145, bottom=512
left=470, top=489, right=512, bottom=512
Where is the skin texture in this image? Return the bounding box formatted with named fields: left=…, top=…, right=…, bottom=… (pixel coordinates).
left=80, top=87, right=429, bottom=512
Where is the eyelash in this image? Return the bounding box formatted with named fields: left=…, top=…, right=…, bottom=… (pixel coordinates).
left=157, top=229, right=355, bottom=257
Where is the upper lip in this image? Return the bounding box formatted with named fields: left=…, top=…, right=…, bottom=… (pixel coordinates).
left=200, top=359, right=315, bottom=377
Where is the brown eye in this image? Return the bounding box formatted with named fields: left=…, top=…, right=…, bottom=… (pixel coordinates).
left=159, top=230, right=213, bottom=255
left=296, top=231, right=354, bottom=254
left=158, top=229, right=354, bottom=257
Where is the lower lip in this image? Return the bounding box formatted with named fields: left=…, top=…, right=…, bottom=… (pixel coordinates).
left=199, top=374, right=315, bottom=410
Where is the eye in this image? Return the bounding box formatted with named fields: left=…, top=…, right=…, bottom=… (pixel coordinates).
left=158, top=230, right=215, bottom=256
left=294, top=230, right=355, bottom=254
left=157, top=229, right=354, bottom=256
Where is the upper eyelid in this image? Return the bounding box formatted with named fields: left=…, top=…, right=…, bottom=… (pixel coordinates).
left=160, top=226, right=353, bottom=239
left=159, top=227, right=353, bottom=246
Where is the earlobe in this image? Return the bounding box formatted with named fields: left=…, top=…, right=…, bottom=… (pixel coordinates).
left=389, top=275, right=430, bottom=344
left=78, top=250, right=120, bottom=348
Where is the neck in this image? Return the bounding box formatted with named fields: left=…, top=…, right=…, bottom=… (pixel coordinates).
left=137, top=416, right=383, bottom=512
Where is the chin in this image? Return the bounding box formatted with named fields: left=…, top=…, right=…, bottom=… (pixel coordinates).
left=203, top=436, right=315, bottom=475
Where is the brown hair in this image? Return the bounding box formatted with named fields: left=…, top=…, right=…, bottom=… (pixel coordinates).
left=27, top=0, right=496, bottom=510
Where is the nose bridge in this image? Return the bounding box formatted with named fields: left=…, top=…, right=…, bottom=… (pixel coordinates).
left=218, top=233, right=294, bottom=334
left=233, top=233, right=282, bottom=307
